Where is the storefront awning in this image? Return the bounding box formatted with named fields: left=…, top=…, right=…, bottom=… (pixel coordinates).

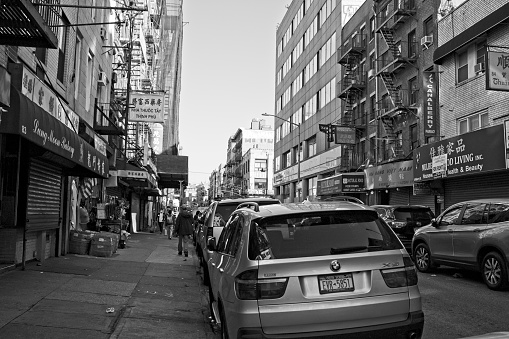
left=156, top=154, right=188, bottom=189
left=0, top=90, right=108, bottom=178
left=0, top=0, right=58, bottom=49
left=433, top=4, right=509, bottom=64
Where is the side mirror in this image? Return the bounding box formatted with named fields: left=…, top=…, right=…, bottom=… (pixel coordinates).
left=207, top=237, right=216, bottom=251
left=431, top=218, right=439, bottom=227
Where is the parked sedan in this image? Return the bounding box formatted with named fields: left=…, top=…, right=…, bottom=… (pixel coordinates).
left=206, top=201, right=424, bottom=338
left=412, top=198, right=509, bottom=290
left=372, top=205, right=435, bottom=249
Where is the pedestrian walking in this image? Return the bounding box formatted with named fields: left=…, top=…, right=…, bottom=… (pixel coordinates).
left=167, top=209, right=175, bottom=240
left=174, top=205, right=194, bottom=257
left=157, top=209, right=165, bottom=234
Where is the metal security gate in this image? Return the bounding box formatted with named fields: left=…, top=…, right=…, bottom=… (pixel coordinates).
left=444, top=172, right=509, bottom=208
left=26, top=158, right=63, bottom=232
left=389, top=187, right=410, bottom=205
left=410, top=193, right=435, bottom=209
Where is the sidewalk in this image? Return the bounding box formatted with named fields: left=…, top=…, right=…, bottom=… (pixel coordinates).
left=0, top=231, right=220, bottom=339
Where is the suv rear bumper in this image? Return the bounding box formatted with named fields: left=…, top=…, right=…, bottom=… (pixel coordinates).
left=237, top=311, right=424, bottom=339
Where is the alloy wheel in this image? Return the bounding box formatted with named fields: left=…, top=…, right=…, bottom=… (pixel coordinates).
left=414, top=244, right=431, bottom=272
left=482, top=252, right=507, bottom=290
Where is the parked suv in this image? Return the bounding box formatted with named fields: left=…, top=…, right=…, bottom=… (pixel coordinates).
left=372, top=205, right=435, bottom=250
left=206, top=201, right=424, bottom=338
left=196, top=197, right=280, bottom=285
left=412, top=199, right=509, bottom=290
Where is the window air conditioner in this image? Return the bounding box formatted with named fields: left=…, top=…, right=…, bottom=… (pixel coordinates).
left=367, top=69, right=375, bottom=79
left=420, top=35, right=433, bottom=46
left=97, top=72, right=108, bottom=86
left=474, top=62, right=485, bottom=74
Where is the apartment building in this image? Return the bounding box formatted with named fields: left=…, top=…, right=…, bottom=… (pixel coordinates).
left=413, top=0, right=509, bottom=211
left=222, top=119, right=274, bottom=198
left=273, top=0, right=441, bottom=208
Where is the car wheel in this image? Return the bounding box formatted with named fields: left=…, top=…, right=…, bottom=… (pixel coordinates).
left=482, top=252, right=508, bottom=291
left=219, top=303, right=229, bottom=339
left=414, top=243, right=434, bottom=273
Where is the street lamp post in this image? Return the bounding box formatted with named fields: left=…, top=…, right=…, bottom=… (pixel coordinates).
left=262, top=113, right=301, bottom=201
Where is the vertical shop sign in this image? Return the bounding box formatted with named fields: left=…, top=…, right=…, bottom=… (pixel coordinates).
left=423, top=71, right=436, bottom=137
left=487, top=51, right=509, bottom=91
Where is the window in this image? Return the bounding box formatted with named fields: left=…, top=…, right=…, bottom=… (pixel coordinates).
left=458, top=111, right=489, bottom=134
left=409, top=77, right=418, bottom=105
left=57, top=14, right=69, bottom=83
left=85, top=51, right=94, bottom=111
left=307, top=176, right=317, bottom=198
left=283, top=151, right=291, bottom=168
left=461, top=204, right=486, bottom=225
left=410, top=124, right=419, bottom=150
left=423, top=16, right=434, bottom=37
left=370, top=96, right=376, bottom=120
left=456, top=39, right=486, bottom=83
left=439, top=205, right=464, bottom=226
left=370, top=16, right=375, bottom=40
left=275, top=156, right=281, bottom=171
left=408, top=30, right=417, bottom=58
left=307, top=136, right=317, bottom=158
left=74, top=34, right=82, bottom=100
left=487, top=204, right=509, bottom=224
left=457, top=50, right=468, bottom=83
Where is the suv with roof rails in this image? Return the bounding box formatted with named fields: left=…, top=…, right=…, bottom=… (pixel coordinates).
left=195, top=197, right=280, bottom=285
left=206, top=201, right=424, bottom=339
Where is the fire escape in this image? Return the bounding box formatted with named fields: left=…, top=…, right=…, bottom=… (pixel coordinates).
left=337, top=33, right=367, bottom=170
left=375, top=0, right=418, bottom=160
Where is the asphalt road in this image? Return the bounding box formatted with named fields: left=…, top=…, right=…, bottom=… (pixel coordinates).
left=418, top=267, right=509, bottom=339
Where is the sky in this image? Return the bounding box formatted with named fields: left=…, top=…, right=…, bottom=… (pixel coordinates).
left=179, top=1, right=289, bottom=186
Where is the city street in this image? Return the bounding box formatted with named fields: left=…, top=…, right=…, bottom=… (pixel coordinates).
left=419, top=268, right=509, bottom=339
left=0, top=232, right=219, bottom=339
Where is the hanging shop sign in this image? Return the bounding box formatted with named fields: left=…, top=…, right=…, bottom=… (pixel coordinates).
left=365, top=160, right=414, bottom=190
left=423, top=71, right=437, bottom=137
left=414, top=124, right=506, bottom=182
left=317, top=173, right=365, bottom=196
left=334, top=126, right=356, bottom=145
left=486, top=51, right=509, bottom=91
left=128, top=93, right=164, bottom=123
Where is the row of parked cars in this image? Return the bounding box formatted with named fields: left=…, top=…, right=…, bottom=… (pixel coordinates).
left=193, top=196, right=509, bottom=338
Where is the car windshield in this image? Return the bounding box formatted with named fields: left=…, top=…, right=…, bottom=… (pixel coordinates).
left=214, top=201, right=279, bottom=227
left=248, top=210, right=403, bottom=260
left=393, top=208, right=434, bottom=222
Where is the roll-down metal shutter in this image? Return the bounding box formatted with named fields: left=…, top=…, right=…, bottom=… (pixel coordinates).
left=390, top=187, right=410, bottom=205
left=26, top=159, right=62, bottom=232
left=444, top=172, right=509, bottom=209
left=410, top=193, right=435, bottom=209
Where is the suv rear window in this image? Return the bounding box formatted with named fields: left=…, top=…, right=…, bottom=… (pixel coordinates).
left=393, top=208, right=434, bottom=223
left=248, top=210, right=402, bottom=260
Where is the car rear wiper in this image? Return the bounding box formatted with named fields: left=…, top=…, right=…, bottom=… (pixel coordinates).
left=330, top=246, right=367, bottom=254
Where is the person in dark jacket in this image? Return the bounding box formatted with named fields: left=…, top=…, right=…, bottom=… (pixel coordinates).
left=175, top=206, right=194, bottom=257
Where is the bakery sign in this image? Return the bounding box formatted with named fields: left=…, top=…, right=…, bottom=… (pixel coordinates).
left=414, top=124, right=506, bottom=182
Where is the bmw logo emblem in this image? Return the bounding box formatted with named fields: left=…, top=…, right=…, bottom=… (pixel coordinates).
left=330, top=260, right=341, bottom=272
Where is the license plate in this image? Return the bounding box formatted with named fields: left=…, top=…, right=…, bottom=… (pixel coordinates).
left=318, top=273, right=354, bottom=294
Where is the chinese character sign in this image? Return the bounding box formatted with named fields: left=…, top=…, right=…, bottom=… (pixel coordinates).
left=487, top=51, right=509, bottom=91
left=422, top=71, right=436, bottom=137
left=129, top=93, right=165, bottom=123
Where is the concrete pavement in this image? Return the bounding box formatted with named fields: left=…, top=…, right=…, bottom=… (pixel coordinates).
left=0, top=231, right=220, bottom=339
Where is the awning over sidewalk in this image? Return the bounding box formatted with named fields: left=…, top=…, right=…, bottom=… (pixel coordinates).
left=0, top=90, right=108, bottom=178
left=156, top=154, right=188, bottom=189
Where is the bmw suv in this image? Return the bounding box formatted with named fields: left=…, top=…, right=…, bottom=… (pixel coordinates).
left=206, top=201, right=424, bottom=338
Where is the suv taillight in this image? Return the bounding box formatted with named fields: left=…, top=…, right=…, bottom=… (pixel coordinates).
left=381, top=256, right=418, bottom=288
left=235, top=269, right=288, bottom=300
